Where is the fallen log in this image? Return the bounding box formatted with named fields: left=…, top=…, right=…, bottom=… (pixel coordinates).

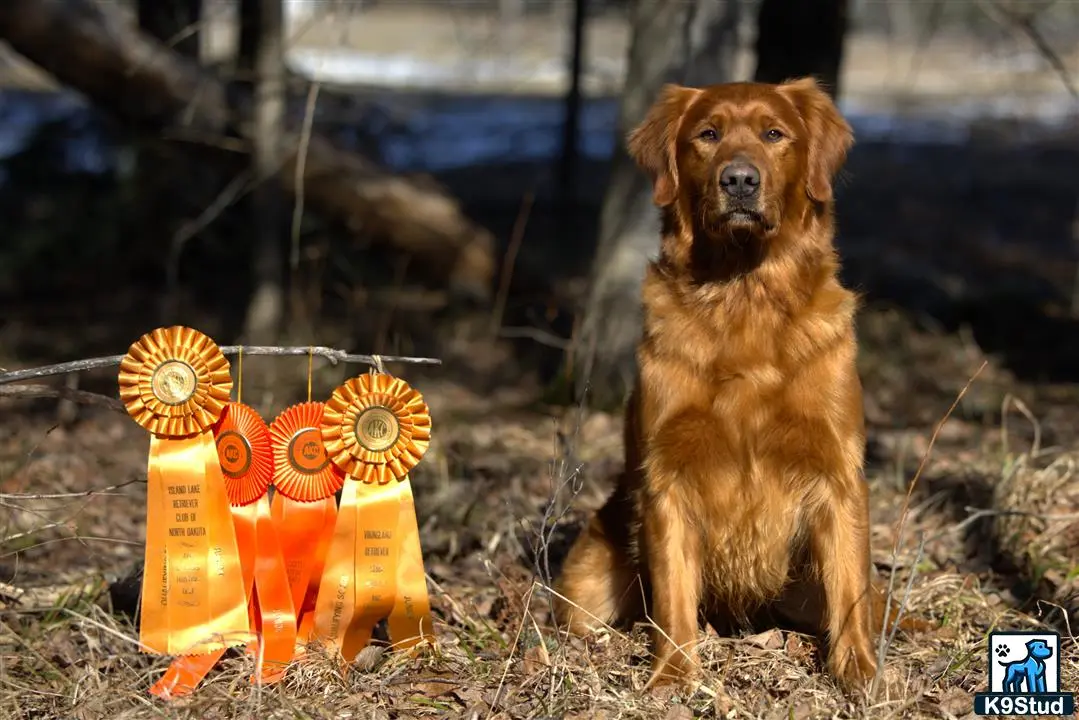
left=0, top=0, right=495, bottom=301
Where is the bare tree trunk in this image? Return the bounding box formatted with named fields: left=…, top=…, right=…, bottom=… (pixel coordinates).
left=136, top=0, right=203, bottom=322
left=558, top=0, right=588, bottom=206
left=573, top=0, right=741, bottom=409
left=753, top=0, right=849, bottom=97
left=0, top=0, right=495, bottom=305
left=137, top=0, right=202, bottom=59
left=237, top=0, right=286, bottom=345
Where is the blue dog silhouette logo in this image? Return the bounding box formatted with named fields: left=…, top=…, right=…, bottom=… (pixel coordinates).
left=998, top=638, right=1053, bottom=693
left=974, top=630, right=1075, bottom=716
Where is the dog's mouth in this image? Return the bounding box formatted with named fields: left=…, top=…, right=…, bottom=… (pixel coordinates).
left=696, top=192, right=777, bottom=239
left=719, top=208, right=767, bottom=226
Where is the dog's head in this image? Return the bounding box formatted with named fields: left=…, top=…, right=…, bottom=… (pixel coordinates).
left=1026, top=639, right=1053, bottom=660
left=627, top=77, right=853, bottom=243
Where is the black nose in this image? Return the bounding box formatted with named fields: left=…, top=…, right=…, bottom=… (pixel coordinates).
left=719, top=160, right=761, bottom=198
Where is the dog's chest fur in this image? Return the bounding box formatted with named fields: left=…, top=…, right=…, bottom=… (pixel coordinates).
left=633, top=255, right=860, bottom=612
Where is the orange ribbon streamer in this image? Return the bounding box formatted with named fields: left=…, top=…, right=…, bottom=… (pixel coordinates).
left=118, top=326, right=250, bottom=658
left=150, top=402, right=295, bottom=700
left=268, top=402, right=345, bottom=650
left=312, top=373, right=434, bottom=659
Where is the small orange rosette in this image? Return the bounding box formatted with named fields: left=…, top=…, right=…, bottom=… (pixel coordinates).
left=268, top=401, right=344, bottom=649
left=117, top=326, right=251, bottom=658
left=151, top=402, right=297, bottom=700
left=312, top=372, right=433, bottom=661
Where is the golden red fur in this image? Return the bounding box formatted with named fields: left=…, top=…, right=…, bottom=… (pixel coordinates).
left=554, top=77, right=926, bottom=693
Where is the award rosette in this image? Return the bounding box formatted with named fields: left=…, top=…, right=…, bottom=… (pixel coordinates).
left=151, top=402, right=296, bottom=700
left=117, top=326, right=250, bottom=657
left=268, top=401, right=345, bottom=649
left=312, top=372, right=433, bottom=660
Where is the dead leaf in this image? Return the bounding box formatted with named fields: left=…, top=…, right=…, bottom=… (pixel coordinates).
left=713, top=690, right=735, bottom=717
left=649, top=682, right=683, bottom=703
left=787, top=701, right=821, bottom=719
left=522, top=642, right=550, bottom=675
left=352, top=644, right=386, bottom=672
left=745, top=628, right=784, bottom=649
left=663, top=705, right=694, bottom=720
left=784, top=633, right=814, bottom=663
left=937, top=686, right=971, bottom=717
left=409, top=674, right=460, bottom=699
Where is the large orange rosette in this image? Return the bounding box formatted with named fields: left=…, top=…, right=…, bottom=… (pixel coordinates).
left=268, top=402, right=345, bottom=650
left=312, top=372, right=433, bottom=661
left=151, top=402, right=297, bottom=700
left=117, top=326, right=250, bottom=657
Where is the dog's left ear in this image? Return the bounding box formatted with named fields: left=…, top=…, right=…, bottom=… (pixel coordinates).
left=777, top=77, right=854, bottom=204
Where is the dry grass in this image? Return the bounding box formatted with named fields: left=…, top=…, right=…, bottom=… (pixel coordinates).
left=2, top=308, right=1079, bottom=719
left=990, top=403, right=1079, bottom=630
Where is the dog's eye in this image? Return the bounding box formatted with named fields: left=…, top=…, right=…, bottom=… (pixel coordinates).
left=697, top=128, right=719, bottom=142
left=764, top=128, right=785, bottom=143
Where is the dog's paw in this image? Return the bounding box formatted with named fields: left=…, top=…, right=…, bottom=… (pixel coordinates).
left=645, top=652, right=700, bottom=693
left=828, top=641, right=877, bottom=696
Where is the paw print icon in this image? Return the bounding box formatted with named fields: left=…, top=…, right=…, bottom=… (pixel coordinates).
left=994, top=644, right=1010, bottom=659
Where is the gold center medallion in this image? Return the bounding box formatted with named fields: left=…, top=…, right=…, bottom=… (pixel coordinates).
left=216, top=430, right=252, bottom=479
left=355, top=406, right=400, bottom=453
left=287, top=427, right=330, bottom=474
left=150, top=360, right=198, bottom=405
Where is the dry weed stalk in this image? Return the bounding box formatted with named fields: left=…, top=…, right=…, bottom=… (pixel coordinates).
left=872, top=360, right=987, bottom=700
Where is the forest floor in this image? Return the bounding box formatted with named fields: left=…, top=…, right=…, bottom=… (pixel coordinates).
left=1, top=294, right=1079, bottom=719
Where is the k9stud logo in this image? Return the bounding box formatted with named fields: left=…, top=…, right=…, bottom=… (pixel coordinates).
left=974, top=631, right=1075, bottom=716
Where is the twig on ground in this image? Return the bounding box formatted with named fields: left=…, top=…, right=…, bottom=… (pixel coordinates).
left=925, top=505, right=1079, bottom=546
left=490, top=190, right=535, bottom=337
left=63, top=608, right=143, bottom=649
left=488, top=581, right=537, bottom=719
left=882, top=532, right=926, bottom=658
left=0, top=345, right=441, bottom=387
left=872, top=360, right=987, bottom=700
left=535, top=407, right=587, bottom=589
left=1001, top=394, right=1042, bottom=460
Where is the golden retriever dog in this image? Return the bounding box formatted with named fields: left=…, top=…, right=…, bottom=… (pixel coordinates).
left=554, top=77, right=923, bottom=693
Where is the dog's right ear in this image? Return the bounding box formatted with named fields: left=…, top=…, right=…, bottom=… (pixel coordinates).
left=627, top=84, right=699, bottom=207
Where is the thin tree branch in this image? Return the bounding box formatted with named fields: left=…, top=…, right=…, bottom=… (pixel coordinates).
left=981, top=0, right=1079, bottom=100
left=0, top=384, right=126, bottom=411
left=0, top=478, right=142, bottom=500
left=291, top=80, right=321, bottom=273
left=0, top=346, right=441, bottom=386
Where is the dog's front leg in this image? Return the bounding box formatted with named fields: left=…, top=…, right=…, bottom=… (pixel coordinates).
left=642, top=485, right=702, bottom=689
left=809, top=477, right=877, bottom=694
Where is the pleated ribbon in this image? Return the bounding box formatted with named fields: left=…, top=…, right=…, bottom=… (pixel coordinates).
left=268, top=402, right=345, bottom=651
left=150, top=402, right=297, bottom=699
left=117, top=327, right=250, bottom=657
left=312, top=373, right=433, bottom=662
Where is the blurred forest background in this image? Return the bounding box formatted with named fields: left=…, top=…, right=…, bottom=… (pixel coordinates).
left=0, top=1, right=1078, bottom=718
